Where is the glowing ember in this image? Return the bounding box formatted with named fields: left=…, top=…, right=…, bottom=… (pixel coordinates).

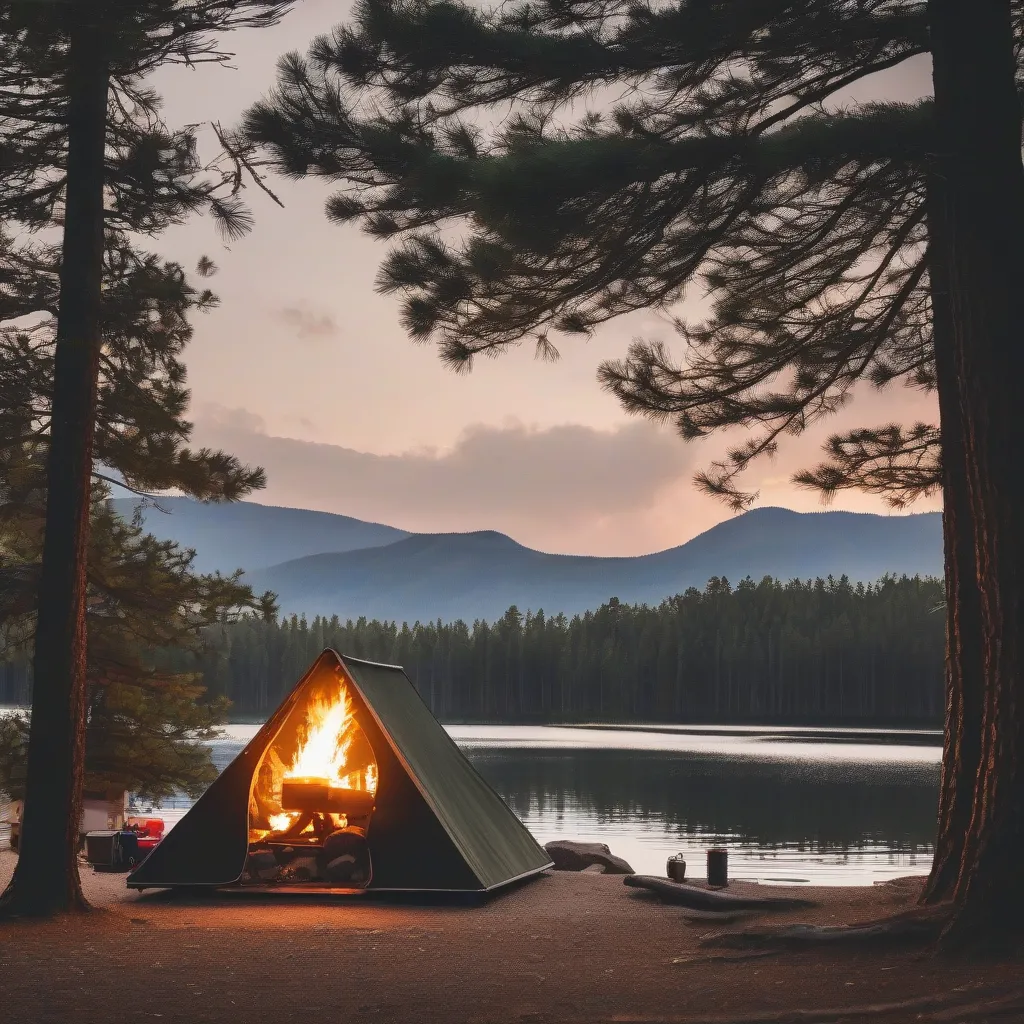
left=267, top=812, right=294, bottom=832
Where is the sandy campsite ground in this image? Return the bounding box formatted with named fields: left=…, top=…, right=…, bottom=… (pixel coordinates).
left=1, top=851, right=1022, bottom=1024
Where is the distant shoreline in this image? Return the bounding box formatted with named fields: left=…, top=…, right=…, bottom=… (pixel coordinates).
left=2, top=705, right=944, bottom=746
left=220, top=716, right=944, bottom=744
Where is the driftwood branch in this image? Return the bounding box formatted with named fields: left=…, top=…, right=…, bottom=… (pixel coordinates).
left=624, top=875, right=818, bottom=912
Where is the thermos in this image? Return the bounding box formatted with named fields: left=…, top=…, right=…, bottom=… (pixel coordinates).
left=667, top=853, right=687, bottom=882
left=707, top=847, right=729, bottom=888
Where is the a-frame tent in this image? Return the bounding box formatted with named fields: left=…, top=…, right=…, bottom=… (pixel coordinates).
left=127, top=650, right=552, bottom=894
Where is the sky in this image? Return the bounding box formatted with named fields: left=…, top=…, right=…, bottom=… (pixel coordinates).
left=146, top=1, right=941, bottom=556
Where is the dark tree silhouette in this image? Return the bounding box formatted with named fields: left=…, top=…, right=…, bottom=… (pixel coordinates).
left=0, top=243, right=275, bottom=809
left=924, top=0, right=1024, bottom=949
left=170, top=575, right=945, bottom=727
left=240, top=0, right=1024, bottom=946
left=0, top=0, right=291, bottom=918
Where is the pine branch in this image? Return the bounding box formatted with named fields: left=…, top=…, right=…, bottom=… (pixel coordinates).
left=236, top=0, right=964, bottom=509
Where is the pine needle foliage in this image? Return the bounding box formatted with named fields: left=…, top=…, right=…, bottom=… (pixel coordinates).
left=1, top=1, right=296, bottom=240
left=1, top=233, right=265, bottom=501
left=236, top=0, right=997, bottom=505
left=0, top=241, right=274, bottom=800
left=0, top=0, right=295, bottom=917
left=200, top=574, right=947, bottom=726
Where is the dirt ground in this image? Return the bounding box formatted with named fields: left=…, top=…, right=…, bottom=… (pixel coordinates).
left=1, top=850, right=1022, bottom=1024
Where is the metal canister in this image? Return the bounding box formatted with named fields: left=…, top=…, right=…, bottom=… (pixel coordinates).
left=667, top=853, right=687, bottom=882
left=707, top=847, right=729, bottom=888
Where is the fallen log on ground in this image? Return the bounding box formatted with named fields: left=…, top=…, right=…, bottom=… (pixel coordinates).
left=623, top=875, right=818, bottom=911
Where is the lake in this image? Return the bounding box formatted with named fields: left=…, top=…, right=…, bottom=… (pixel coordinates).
left=134, top=723, right=943, bottom=887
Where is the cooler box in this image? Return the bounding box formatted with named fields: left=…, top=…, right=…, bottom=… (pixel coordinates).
left=85, top=830, right=140, bottom=873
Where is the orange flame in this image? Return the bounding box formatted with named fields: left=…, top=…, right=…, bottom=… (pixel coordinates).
left=287, top=687, right=357, bottom=786
left=261, top=677, right=377, bottom=836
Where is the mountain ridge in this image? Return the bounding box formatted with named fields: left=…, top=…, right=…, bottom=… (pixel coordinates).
left=109, top=495, right=410, bottom=574
left=109, top=498, right=943, bottom=623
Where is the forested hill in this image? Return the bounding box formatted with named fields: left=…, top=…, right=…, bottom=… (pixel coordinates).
left=111, top=497, right=943, bottom=623
left=187, top=574, right=945, bottom=727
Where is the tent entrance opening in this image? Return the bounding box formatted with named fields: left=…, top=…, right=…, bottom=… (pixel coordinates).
left=245, top=672, right=377, bottom=888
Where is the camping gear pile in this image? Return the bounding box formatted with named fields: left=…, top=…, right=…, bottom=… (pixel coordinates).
left=84, top=818, right=165, bottom=873
left=84, top=829, right=140, bottom=873
left=127, top=651, right=553, bottom=896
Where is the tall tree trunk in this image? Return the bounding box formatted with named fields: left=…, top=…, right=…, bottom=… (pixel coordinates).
left=927, top=0, right=1024, bottom=947
left=0, top=16, right=109, bottom=918
left=919, top=176, right=985, bottom=905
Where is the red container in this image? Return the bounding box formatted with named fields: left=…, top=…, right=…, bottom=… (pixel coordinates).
left=127, top=818, right=165, bottom=838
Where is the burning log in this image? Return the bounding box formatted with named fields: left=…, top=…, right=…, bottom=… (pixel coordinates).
left=281, top=777, right=375, bottom=817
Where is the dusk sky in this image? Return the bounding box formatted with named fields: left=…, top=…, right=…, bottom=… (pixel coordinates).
left=149, top=1, right=941, bottom=556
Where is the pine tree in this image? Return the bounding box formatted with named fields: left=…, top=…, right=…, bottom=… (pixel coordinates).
left=1, top=241, right=272, bottom=809
left=922, top=0, right=1024, bottom=948
left=240, top=0, right=1024, bottom=946
left=0, top=488, right=259, bottom=805
left=207, top=578, right=945, bottom=726
left=0, top=233, right=274, bottom=914
left=0, top=0, right=292, bottom=918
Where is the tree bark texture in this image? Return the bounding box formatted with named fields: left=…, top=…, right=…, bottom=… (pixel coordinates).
left=0, top=16, right=109, bottom=917
left=919, top=177, right=985, bottom=905
left=927, top=0, right=1024, bottom=946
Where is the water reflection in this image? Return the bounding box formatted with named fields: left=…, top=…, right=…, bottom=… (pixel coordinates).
left=468, top=748, right=938, bottom=882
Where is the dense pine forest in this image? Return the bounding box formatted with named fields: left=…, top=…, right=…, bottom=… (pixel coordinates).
left=1, top=574, right=944, bottom=726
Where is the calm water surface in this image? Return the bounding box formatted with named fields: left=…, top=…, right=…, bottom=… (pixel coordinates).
left=136, top=723, right=942, bottom=887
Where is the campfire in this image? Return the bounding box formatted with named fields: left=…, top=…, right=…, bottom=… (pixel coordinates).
left=246, top=673, right=378, bottom=887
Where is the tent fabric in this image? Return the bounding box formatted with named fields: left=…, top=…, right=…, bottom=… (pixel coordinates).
left=127, top=649, right=552, bottom=893
left=344, top=657, right=552, bottom=891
